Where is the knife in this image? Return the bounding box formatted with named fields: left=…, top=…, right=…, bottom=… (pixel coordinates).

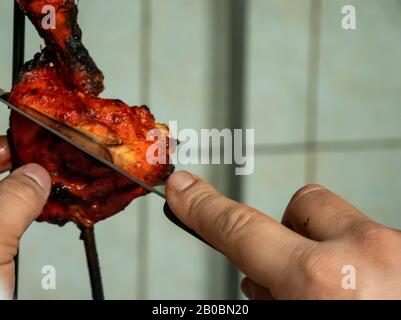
left=0, top=88, right=212, bottom=248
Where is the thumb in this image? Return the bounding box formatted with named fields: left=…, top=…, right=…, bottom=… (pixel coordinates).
left=0, top=163, right=51, bottom=250
left=165, top=171, right=311, bottom=288
left=0, top=163, right=51, bottom=299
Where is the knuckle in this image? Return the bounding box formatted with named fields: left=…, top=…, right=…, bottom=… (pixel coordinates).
left=182, top=180, right=259, bottom=246
left=295, top=244, right=357, bottom=299
left=215, top=204, right=256, bottom=244
left=185, top=184, right=219, bottom=220
left=297, top=247, right=331, bottom=293
left=352, top=222, right=392, bottom=249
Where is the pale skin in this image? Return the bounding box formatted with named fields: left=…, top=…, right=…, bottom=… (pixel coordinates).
left=0, top=136, right=51, bottom=299
left=0, top=137, right=401, bottom=299
left=165, top=171, right=401, bottom=299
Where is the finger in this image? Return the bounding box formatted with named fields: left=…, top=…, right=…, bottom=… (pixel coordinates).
left=0, top=136, right=11, bottom=173
left=0, top=163, right=51, bottom=253
left=241, top=277, right=274, bottom=300
left=166, top=171, right=315, bottom=290
left=0, top=163, right=50, bottom=299
left=282, top=184, right=370, bottom=241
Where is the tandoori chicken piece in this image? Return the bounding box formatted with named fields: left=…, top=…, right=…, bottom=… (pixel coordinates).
left=9, top=52, right=173, bottom=227
left=9, top=0, right=174, bottom=227
left=16, top=0, right=104, bottom=95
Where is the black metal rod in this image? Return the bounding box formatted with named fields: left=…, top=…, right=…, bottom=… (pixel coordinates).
left=12, top=3, right=25, bottom=85
left=226, top=0, right=248, bottom=300
left=80, top=227, right=104, bottom=300
left=12, top=2, right=26, bottom=301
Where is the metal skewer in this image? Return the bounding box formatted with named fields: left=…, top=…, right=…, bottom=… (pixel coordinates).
left=11, top=1, right=25, bottom=300
left=80, top=227, right=105, bottom=300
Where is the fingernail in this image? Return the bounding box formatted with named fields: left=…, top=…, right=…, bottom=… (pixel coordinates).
left=21, top=163, right=51, bottom=192
left=168, top=171, right=196, bottom=192
left=292, top=184, right=326, bottom=204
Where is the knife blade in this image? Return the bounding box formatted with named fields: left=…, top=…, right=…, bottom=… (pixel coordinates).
left=0, top=87, right=166, bottom=199
left=0, top=88, right=214, bottom=248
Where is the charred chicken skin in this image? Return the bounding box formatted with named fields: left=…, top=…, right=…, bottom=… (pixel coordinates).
left=9, top=1, right=173, bottom=227
left=16, top=0, right=104, bottom=95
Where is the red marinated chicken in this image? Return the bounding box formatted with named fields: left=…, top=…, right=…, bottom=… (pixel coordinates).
left=16, top=0, right=104, bottom=95
left=9, top=1, right=173, bottom=227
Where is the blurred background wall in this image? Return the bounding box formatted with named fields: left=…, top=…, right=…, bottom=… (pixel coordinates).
left=0, top=0, right=400, bottom=299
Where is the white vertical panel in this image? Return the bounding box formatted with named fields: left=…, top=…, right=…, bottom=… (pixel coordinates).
left=148, top=0, right=215, bottom=131
left=246, top=0, right=311, bottom=145
left=145, top=0, right=229, bottom=299
left=318, top=0, right=401, bottom=141
left=243, top=153, right=306, bottom=222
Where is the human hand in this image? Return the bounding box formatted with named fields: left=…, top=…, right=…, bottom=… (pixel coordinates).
left=165, top=171, right=401, bottom=299
left=0, top=136, right=51, bottom=299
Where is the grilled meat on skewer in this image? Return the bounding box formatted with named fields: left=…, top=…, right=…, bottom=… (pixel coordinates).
left=9, top=1, right=173, bottom=227
left=16, top=0, right=104, bottom=95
